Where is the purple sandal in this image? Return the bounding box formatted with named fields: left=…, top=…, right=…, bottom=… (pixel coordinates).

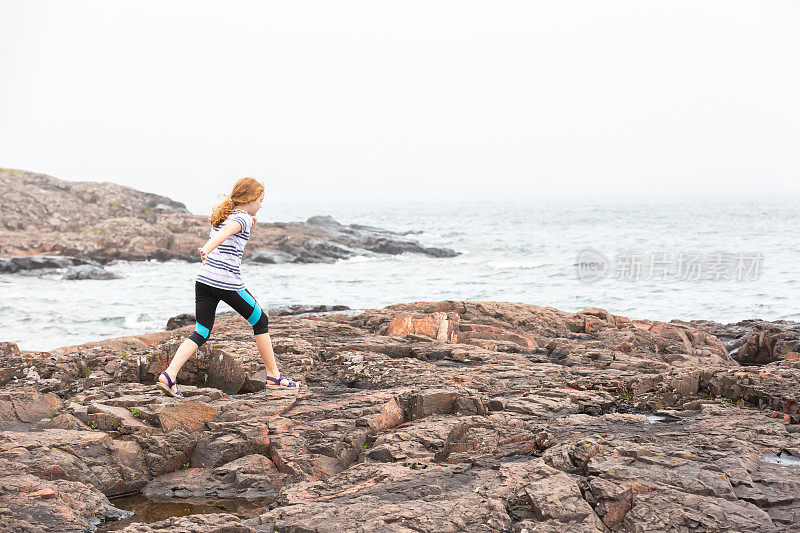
left=156, top=371, right=184, bottom=398
left=265, top=372, right=299, bottom=389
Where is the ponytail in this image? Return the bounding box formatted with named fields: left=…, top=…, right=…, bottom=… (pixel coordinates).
left=209, top=195, right=236, bottom=227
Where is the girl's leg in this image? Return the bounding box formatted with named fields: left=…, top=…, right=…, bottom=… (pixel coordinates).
left=160, top=282, right=219, bottom=393
left=160, top=338, right=199, bottom=393
left=221, top=288, right=295, bottom=386
left=255, top=332, right=293, bottom=385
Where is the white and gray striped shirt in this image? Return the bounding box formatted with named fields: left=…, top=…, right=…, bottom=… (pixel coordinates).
left=196, top=209, right=253, bottom=290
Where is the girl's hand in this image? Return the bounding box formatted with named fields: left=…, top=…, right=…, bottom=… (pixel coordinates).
left=251, top=215, right=257, bottom=228
left=197, top=221, right=241, bottom=265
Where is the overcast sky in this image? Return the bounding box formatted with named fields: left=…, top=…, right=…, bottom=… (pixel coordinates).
left=1, top=1, right=798, bottom=214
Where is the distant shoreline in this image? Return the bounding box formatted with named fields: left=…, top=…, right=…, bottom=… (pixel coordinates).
left=0, top=168, right=457, bottom=265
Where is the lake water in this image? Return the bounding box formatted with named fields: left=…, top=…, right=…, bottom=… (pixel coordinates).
left=2, top=193, right=798, bottom=351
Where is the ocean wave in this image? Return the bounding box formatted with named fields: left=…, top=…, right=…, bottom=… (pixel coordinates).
left=98, top=316, right=126, bottom=326
left=123, top=312, right=160, bottom=329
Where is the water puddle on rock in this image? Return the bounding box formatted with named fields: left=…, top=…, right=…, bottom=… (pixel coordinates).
left=762, top=450, right=800, bottom=467
left=95, top=493, right=274, bottom=531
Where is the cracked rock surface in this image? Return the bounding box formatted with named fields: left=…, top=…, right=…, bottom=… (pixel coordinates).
left=1, top=300, right=799, bottom=532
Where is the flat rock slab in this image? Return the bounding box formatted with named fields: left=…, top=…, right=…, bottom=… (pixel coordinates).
left=156, top=401, right=218, bottom=432
left=143, top=454, right=283, bottom=501
left=87, top=402, right=151, bottom=434
left=117, top=513, right=257, bottom=533
left=0, top=391, right=62, bottom=429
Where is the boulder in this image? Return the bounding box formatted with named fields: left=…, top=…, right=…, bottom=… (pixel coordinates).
left=0, top=342, right=20, bottom=356
left=166, top=313, right=195, bottom=330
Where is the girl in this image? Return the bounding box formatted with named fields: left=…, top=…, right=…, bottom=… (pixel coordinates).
left=156, top=177, right=299, bottom=397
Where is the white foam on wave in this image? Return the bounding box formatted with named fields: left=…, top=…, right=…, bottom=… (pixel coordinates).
left=123, top=312, right=160, bottom=330
left=339, top=254, right=385, bottom=264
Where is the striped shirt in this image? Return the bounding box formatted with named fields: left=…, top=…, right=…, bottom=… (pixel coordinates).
left=196, top=209, right=253, bottom=290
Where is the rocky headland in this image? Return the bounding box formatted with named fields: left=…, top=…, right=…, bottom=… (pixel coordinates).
left=1, top=301, right=799, bottom=532
left=0, top=168, right=457, bottom=275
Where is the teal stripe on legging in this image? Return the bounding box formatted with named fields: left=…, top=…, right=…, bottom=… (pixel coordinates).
left=237, top=290, right=262, bottom=326
left=195, top=323, right=210, bottom=338
left=237, top=290, right=256, bottom=306
left=247, top=305, right=262, bottom=326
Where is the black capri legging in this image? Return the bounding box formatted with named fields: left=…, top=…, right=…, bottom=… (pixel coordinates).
left=188, top=281, right=269, bottom=347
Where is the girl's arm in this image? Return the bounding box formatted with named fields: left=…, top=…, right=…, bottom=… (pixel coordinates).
left=198, top=221, right=242, bottom=264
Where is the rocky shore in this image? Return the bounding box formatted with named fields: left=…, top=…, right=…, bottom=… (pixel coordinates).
left=0, top=169, right=457, bottom=268
left=1, top=301, right=799, bottom=532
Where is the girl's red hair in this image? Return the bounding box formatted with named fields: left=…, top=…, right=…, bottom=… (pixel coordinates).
left=209, top=177, right=265, bottom=227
